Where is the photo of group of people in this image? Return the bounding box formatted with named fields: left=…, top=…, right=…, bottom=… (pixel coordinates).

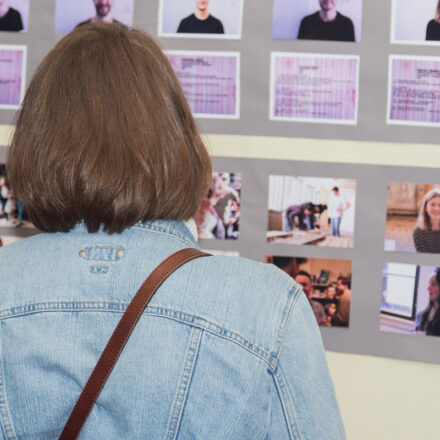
left=167, top=51, right=240, bottom=119
left=0, top=0, right=29, bottom=32
left=270, top=53, right=359, bottom=124
left=194, top=171, right=241, bottom=240
left=273, top=0, right=362, bottom=42
left=381, top=263, right=440, bottom=337
left=391, top=0, right=440, bottom=44
left=0, top=45, right=26, bottom=109
left=268, top=255, right=352, bottom=327
left=158, top=0, right=243, bottom=39
left=267, top=176, right=356, bottom=248
left=385, top=182, right=440, bottom=254
left=0, top=164, right=33, bottom=229
left=54, top=0, right=134, bottom=34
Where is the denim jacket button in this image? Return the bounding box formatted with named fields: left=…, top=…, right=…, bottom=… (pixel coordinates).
left=116, top=249, right=124, bottom=258
left=79, top=250, right=87, bottom=258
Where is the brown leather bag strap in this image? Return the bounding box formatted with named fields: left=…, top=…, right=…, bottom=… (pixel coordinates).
left=59, top=248, right=209, bottom=440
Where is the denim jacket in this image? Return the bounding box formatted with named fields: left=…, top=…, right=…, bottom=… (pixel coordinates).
left=0, top=220, right=345, bottom=439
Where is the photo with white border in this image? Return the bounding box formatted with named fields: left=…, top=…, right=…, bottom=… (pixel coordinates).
left=158, top=0, right=244, bottom=39
left=0, top=44, right=26, bottom=110
left=391, top=0, right=440, bottom=46
left=269, top=52, right=359, bottom=125
left=387, top=55, right=440, bottom=127
left=166, top=50, right=240, bottom=119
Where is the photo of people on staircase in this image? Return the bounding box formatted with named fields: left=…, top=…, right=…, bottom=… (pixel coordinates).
left=267, top=176, right=356, bottom=248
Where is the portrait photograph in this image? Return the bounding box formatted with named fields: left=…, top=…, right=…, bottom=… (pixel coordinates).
left=0, top=45, right=26, bottom=109
left=0, top=163, right=34, bottom=229
left=272, top=0, right=362, bottom=42
left=381, top=263, right=440, bottom=337
left=385, top=182, right=440, bottom=254
left=167, top=51, right=240, bottom=119
left=267, top=176, right=356, bottom=248
left=158, top=0, right=244, bottom=39
left=267, top=255, right=352, bottom=327
left=387, top=55, right=440, bottom=126
left=391, top=0, right=440, bottom=45
left=195, top=171, right=241, bottom=240
left=54, top=0, right=134, bottom=34
left=270, top=52, right=359, bottom=124
left=0, top=0, right=30, bottom=32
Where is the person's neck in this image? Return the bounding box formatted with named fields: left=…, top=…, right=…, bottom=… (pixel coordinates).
left=195, top=9, right=209, bottom=20
left=0, top=4, right=10, bottom=18
left=92, top=15, right=113, bottom=23
left=319, top=9, right=337, bottom=22
left=431, top=220, right=440, bottom=231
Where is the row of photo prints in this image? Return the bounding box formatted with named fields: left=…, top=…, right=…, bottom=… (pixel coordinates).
left=4, top=0, right=440, bottom=46
left=2, top=44, right=440, bottom=127
left=2, top=167, right=440, bottom=338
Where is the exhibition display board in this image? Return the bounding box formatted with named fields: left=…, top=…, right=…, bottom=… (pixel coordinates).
left=1, top=0, right=440, bottom=364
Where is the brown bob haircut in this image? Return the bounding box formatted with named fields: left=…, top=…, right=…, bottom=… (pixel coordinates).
left=8, top=23, right=212, bottom=234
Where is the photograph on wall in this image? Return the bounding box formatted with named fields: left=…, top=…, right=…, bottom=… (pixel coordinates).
left=391, top=0, right=440, bottom=45
left=0, top=0, right=30, bottom=32
left=381, top=263, right=440, bottom=337
left=387, top=55, right=440, bottom=126
left=0, top=235, right=24, bottom=247
left=267, top=176, right=356, bottom=248
left=54, top=0, right=134, bottom=34
left=0, top=164, right=33, bottom=229
left=167, top=51, right=240, bottom=119
left=270, top=53, right=359, bottom=124
left=267, top=255, right=352, bottom=327
left=202, top=249, right=239, bottom=256
left=0, top=45, right=26, bottom=109
left=272, top=0, right=362, bottom=42
left=195, top=171, right=241, bottom=240
left=158, top=0, right=243, bottom=39
left=385, top=182, right=440, bottom=254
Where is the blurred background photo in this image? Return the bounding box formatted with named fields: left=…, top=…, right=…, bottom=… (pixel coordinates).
left=267, top=176, right=356, bottom=248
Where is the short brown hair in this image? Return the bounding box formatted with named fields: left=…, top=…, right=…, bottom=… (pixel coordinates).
left=8, top=23, right=212, bottom=233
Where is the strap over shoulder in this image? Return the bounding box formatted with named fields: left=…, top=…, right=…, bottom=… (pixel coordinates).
left=59, top=248, right=210, bottom=440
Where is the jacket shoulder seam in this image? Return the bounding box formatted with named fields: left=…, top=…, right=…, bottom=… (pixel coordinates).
left=273, top=284, right=302, bottom=359
left=0, top=301, right=275, bottom=366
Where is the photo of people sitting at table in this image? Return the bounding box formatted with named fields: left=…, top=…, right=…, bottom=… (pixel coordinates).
left=267, top=176, right=356, bottom=248
left=381, top=263, right=440, bottom=337
left=0, top=163, right=34, bottom=229
left=385, top=182, right=440, bottom=254
left=195, top=171, right=241, bottom=240
left=267, top=255, right=352, bottom=327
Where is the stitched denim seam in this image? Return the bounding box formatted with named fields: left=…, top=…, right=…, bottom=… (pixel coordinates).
left=0, top=302, right=273, bottom=365
left=273, top=285, right=301, bottom=359
left=0, top=324, right=17, bottom=440
left=272, top=365, right=302, bottom=440
left=165, top=328, right=202, bottom=440
left=132, top=225, right=196, bottom=248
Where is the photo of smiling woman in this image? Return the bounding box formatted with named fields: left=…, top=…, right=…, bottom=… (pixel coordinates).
left=385, top=182, right=440, bottom=254
left=381, top=263, right=440, bottom=337
left=413, top=188, right=440, bottom=253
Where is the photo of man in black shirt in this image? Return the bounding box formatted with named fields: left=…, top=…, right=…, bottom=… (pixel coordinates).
left=76, top=0, right=122, bottom=28
left=298, top=0, right=355, bottom=42
left=177, top=0, right=224, bottom=34
left=0, top=0, right=23, bottom=32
